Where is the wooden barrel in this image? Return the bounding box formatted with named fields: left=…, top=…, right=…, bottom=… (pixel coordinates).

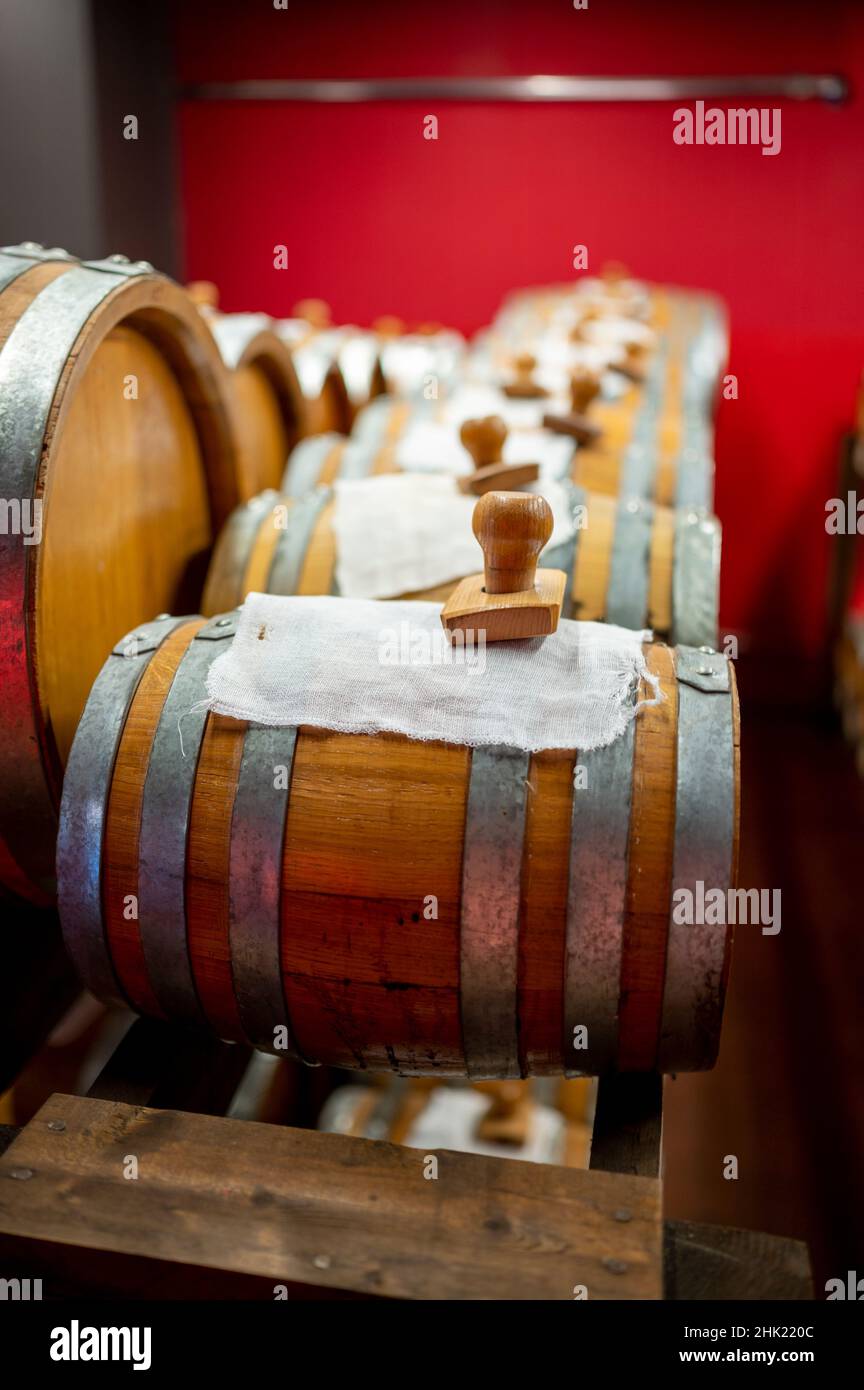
left=322, top=348, right=715, bottom=508
left=0, top=242, right=241, bottom=901
left=201, top=484, right=720, bottom=649
left=58, top=611, right=739, bottom=1075
left=206, top=314, right=306, bottom=499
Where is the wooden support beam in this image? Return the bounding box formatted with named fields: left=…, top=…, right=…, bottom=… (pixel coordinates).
left=0, top=1093, right=663, bottom=1301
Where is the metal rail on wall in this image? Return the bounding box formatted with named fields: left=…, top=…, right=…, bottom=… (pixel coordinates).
left=181, top=74, right=849, bottom=103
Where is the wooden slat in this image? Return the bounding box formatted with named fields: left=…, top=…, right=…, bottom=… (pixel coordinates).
left=589, top=1073, right=663, bottom=1178
left=664, top=1219, right=813, bottom=1300
left=0, top=1093, right=662, bottom=1300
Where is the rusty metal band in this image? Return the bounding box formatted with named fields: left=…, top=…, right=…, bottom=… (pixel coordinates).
left=137, top=612, right=238, bottom=1025
left=657, top=646, right=735, bottom=1073
left=459, top=745, right=530, bottom=1079
left=0, top=260, right=153, bottom=893
left=671, top=509, right=721, bottom=650
left=266, top=486, right=332, bottom=595
left=540, top=480, right=587, bottom=618
left=228, top=723, right=311, bottom=1059
left=57, top=616, right=191, bottom=1007
left=564, top=698, right=637, bottom=1076
left=281, top=432, right=344, bottom=496
left=605, top=496, right=654, bottom=629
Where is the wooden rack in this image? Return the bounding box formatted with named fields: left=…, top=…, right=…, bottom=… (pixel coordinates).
left=0, top=988, right=812, bottom=1301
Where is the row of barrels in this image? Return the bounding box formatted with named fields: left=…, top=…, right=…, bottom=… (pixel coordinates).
left=2, top=244, right=736, bottom=1078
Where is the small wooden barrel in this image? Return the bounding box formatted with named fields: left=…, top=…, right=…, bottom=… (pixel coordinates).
left=273, top=324, right=353, bottom=437
left=201, top=485, right=720, bottom=650
left=207, top=314, right=306, bottom=499
left=0, top=242, right=241, bottom=901
left=58, top=612, right=738, bottom=1075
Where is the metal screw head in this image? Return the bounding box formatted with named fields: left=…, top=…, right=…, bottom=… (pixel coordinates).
left=687, top=511, right=700, bottom=525
left=699, top=646, right=715, bottom=655
left=602, top=1257, right=629, bottom=1274
left=215, top=618, right=232, bottom=628
left=47, top=1120, right=66, bottom=1133
left=625, top=498, right=641, bottom=514
left=313, top=1254, right=331, bottom=1270
left=136, top=260, right=154, bottom=272
left=21, top=241, right=43, bottom=251
left=109, top=253, right=130, bottom=264
left=154, top=613, right=171, bottom=621
left=9, top=1168, right=34, bottom=1181
left=612, top=1208, right=632, bottom=1223
left=697, top=665, right=716, bottom=677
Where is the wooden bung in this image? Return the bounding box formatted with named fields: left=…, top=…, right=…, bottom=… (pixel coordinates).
left=293, top=298, right=331, bottom=329
left=457, top=416, right=539, bottom=494
left=503, top=351, right=548, bottom=400
left=441, top=491, right=566, bottom=641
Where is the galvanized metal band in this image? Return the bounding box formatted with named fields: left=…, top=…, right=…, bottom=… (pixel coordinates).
left=209, top=313, right=272, bottom=370
left=229, top=723, right=310, bottom=1059
left=57, top=616, right=191, bottom=1007
left=605, top=497, right=654, bottom=629
left=657, top=645, right=735, bottom=1072
left=282, top=433, right=344, bottom=496
left=334, top=440, right=379, bottom=481
left=137, top=613, right=239, bottom=1024
left=0, top=249, right=53, bottom=293
left=540, top=481, right=586, bottom=618
left=266, top=486, right=332, bottom=595
left=0, top=261, right=154, bottom=892
left=210, top=489, right=280, bottom=606
left=674, top=443, right=715, bottom=510
left=350, top=396, right=400, bottom=447
left=671, top=509, right=721, bottom=650
left=564, top=710, right=637, bottom=1076
left=459, top=745, right=530, bottom=1079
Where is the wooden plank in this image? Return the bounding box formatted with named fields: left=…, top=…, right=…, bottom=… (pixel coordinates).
left=87, top=1017, right=251, bottom=1116
left=664, top=1219, right=813, bottom=1300
left=589, top=1073, right=663, bottom=1177
left=0, top=1093, right=662, bottom=1301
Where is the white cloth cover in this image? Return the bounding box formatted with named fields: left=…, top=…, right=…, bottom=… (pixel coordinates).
left=205, top=593, right=657, bottom=754
left=394, top=420, right=574, bottom=480
left=331, top=473, right=576, bottom=599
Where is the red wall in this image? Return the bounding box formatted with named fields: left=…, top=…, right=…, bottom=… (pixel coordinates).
left=175, top=0, right=864, bottom=670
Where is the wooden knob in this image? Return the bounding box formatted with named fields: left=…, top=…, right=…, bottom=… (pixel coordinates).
left=460, top=415, right=507, bottom=469
left=293, top=298, right=331, bottom=328
left=186, top=280, right=219, bottom=309
left=601, top=260, right=629, bottom=286
left=513, top=351, right=537, bottom=385
left=472, top=491, right=553, bottom=594
left=373, top=315, right=405, bottom=338
left=570, top=367, right=601, bottom=415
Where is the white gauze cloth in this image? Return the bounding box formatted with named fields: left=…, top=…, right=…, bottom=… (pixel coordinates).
left=205, top=594, right=658, bottom=754
left=332, top=473, right=576, bottom=599
left=394, top=420, right=574, bottom=480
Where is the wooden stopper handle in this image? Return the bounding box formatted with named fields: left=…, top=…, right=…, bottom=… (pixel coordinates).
left=570, top=367, right=602, bottom=415
left=472, top=491, right=553, bottom=594
left=513, top=351, right=538, bottom=384
left=186, top=280, right=220, bottom=309
left=460, top=415, right=508, bottom=469
left=601, top=259, right=629, bottom=286
left=293, top=298, right=331, bottom=328
left=373, top=315, right=405, bottom=338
